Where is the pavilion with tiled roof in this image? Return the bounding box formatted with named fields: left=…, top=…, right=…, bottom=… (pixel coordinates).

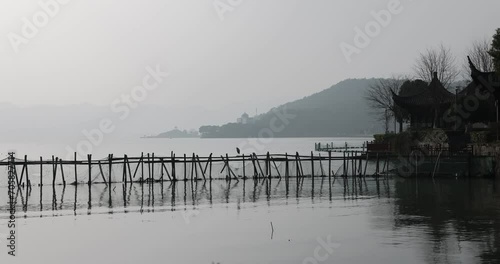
left=392, top=72, right=455, bottom=129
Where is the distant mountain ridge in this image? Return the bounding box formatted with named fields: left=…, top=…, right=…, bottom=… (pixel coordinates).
left=199, top=78, right=384, bottom=138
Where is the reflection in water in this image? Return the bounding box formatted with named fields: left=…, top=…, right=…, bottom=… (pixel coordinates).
left=2, top=177, right=500, bottom=262
left=392, top=178, right=500, bottom=263
left=3, top=177, right=389, bottom=218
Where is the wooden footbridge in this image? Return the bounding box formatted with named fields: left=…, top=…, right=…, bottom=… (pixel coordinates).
left=1, top=150, right=393, bottom=189
left=315, top=142, right=368, bottom=152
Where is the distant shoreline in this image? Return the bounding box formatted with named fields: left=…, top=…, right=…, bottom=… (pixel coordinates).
left=142, top=135, right=374, bottom=139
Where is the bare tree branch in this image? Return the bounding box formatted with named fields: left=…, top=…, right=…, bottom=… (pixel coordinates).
left=413, top=44, right=459, bottom=89
left=364, top=76, right=408, bottom=122
left=461, top=38, right=495, bottom=79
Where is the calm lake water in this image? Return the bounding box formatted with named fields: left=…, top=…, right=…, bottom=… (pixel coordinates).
left=1, top=138, right=499, bottom=264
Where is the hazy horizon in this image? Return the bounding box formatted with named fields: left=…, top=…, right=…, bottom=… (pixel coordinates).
left=2, top=1, right=499, bottom=107
left=1, top=0, right=500, bottom=136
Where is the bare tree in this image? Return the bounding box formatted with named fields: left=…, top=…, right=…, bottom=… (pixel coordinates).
left=413, top=44, right=459, bottom=89
left=365, top=76, right=409, bottom=133
left=462, top=38, right=495, bottom=78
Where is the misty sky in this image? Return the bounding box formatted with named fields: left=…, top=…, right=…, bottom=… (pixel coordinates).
left=1, top=0, right=499, bottom=129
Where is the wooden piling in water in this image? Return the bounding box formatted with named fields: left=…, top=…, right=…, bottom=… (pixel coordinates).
left=242, top=154, right=246, bottom=179
left=172, top=153, right=176, bottom=181
left=60, top=158, right=66, bottom=186
left=328, top=151, right=332, bottom=179
left=87, top=154, right=92, bottom=185
left=160, top=157, right=164, bottom=181
left=271, top=157, right=281, bottom=178
left=208, top=153, right=213, bottom=180
left=123, top=154, right=128, bottom=183
left=226, top=153, right=237, bottom=180
left=311, top=151, right=315, bottom=178
left=40, top=156, right=43, bottom=186
left=161, top=158, right=172, bottom=181
left=319, top=153, right=324, bottom=176
left=196, top=155, right=206, bottom=180
left=265, top=152, right=270, bottom=177
left=353, top=152, right=357, bottom=177
left=52, top=156, right=58, bottom=186
left=191, top=154, right=195, bottom=181
left=285, top=153, right=289, bottom=179
left=254, top=153, right=265, bottom=178
left=294, top=154, right=299, bottom=177
left=98, top=161, right=107, bottom=184
left=194, top=154, right=199, bottom=180
left=25, top=155, right=29, bottom=186
left=251, top=154, right=258, bottom=178
left=108, top=154, right=113, bottom=185
left=152, top=153, right=155, bottom=181
left=343, top=152, right=346, bottom=177
left=74, top=152, right=78, bottom=184
left=126, top=155, right=132, bottom=183
left=147, top=153, right=151, bottom=182
left=183, top=154, right=187, bottom=181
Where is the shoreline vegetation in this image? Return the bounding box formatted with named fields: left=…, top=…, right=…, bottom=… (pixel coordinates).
left=199, top=79, right=384, bottom=138
left=143, top=128, right=199, bottom=139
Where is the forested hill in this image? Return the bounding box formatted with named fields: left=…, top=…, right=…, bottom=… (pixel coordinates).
left=199, top=78, right=384, bottom=138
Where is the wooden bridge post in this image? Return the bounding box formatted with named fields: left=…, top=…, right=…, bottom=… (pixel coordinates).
left=140, top=152, right=144, bottom=182
left=319, top=153, right=325, bottom=176
left=40, top=156, right=43, bottom=186
left=87, top=154, right=92, bottom=185
left=126, top=155, right=132, bottom=183
left=342, top=152, right=346, bottom=177
left=209, top=154, right=213, bottom=180
left=311, top=151, right=314, bottom=178
left=60, top=158, right=66, bottom=186
left=74, top=152, right=78, bottom=184
left=353, top=151, right=357, bottom=177
left=191, top=153, right=195, bottom=181
left=24, top=155, right=29, bottom=186
left=295, top=153, right=299, bottom=177
left=285, top=153, right=289, bottom=179
left=328, top=151, right=332, bottom=179
left=152, top=153, right=155, bottom=181
left=147, top=153, right=151, bottom=182
left=265, top=152, right=270, bottom=177
left=160, top=157, right=164, bottom=181
left=52, top=155, right=56, bottom=185
left=181, top=154, right=185, bottom=181
left=242, top=154, right=246, bottom=179
left=254, top=153, right=265, bottom=178
left=194, top=154, right=199, bottom=180
left=123, top=154, right=128, bottom=183
left=172, top=153, right=176, bottom=181
left=108, top=154, right=113, bottom=185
